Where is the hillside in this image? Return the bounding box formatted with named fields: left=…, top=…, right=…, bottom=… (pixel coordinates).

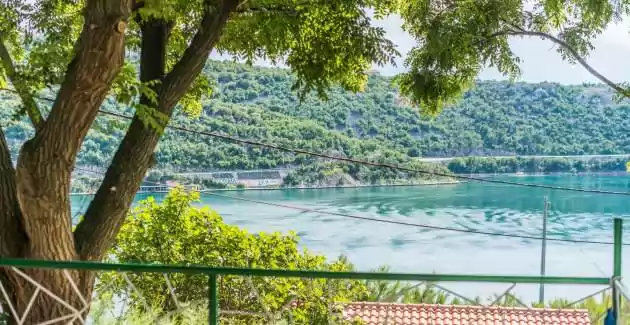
left=206, top=61, right=630, bottom=157
left=2, top=60, right=630, bottom=184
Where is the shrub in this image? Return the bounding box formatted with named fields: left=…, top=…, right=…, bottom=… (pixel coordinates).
left=100, top=188, right=366, bottom=324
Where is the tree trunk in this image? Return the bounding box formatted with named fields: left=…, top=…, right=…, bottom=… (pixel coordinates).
left=3, top=0, right=239, bottom=322
left=74, top=18, right=172, bottom=262
left=74, top=0, right=240, bottom=261
left=0, top=0, right=131, bottom=323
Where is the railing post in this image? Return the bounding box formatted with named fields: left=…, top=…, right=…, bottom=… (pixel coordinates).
left=539, top=196, right=549, bottom=305
left=208, top=275, right=218, bottom=325
left=613, top=218, right=623, bottom=322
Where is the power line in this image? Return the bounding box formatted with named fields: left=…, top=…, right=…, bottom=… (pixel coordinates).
left=71, top=169, right=623, bottom=246
left=99, top=109, right=630, bottom=196
left=4, top=87, right=630, bottom=196
left=4, top=92, right=627, bottom=252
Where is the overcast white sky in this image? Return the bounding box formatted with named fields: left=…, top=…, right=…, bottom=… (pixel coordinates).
left=211, top=15, right=630, bottom=85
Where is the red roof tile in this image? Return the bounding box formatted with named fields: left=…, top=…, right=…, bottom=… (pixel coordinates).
left=342, top=302, right=591, bottom=325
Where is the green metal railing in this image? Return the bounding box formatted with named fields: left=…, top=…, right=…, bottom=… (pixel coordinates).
left=0, top=258, right=613, bottom=284
left=0, top=218, right=625, bottom=324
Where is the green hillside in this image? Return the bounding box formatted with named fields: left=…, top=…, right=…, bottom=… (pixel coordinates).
left=2, top=60, right=630, bottom=182
left=206, top=61, right=630, bottom=157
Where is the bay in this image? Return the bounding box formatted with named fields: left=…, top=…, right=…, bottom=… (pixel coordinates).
left=71, top=175, right=630, bottom=302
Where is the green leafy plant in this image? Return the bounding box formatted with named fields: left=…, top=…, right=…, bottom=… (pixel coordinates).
left=100, top=188, right=367, bottom=324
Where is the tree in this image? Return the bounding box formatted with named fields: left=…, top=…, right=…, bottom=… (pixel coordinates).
left=0, top=0, right=625, bottom=322
left=0, top=0, right=397, bottom=321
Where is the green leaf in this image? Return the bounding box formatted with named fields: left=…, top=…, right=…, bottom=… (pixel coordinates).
left=135, top=103, right=169, bottom=133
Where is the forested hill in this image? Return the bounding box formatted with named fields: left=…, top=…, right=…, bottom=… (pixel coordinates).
left=2, top=60, right=630, bottom=174
left=207, top=61, right=630, bottom=157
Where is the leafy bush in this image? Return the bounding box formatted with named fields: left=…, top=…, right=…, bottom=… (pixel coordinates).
left=100, top=188, right=367, bottom=324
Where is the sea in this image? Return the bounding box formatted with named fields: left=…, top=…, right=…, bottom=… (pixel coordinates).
left=71, top=175, right=630, bottom=303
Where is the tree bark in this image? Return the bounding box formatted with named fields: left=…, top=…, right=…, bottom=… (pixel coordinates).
left=0, top=127, right=29, bottom=324
left=73, top=18, right=171, bottom=263
left=74, top=0, right=240, bottom=262
left=1, top=0, right=132, bottom=323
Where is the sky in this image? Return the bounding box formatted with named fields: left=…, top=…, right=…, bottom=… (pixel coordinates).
left=211, top=15, right=630, bottom=85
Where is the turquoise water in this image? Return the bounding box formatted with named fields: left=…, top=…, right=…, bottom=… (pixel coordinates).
left=71, top=175, right=630, bottom=301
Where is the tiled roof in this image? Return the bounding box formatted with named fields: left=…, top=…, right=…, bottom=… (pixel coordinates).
left=342, top=302, right=591, bottom=325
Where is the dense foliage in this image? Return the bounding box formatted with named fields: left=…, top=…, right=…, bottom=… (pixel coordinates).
left=202, top=63, right=630, bottom=158
left=100, top=188, right=367, bottom=324
left=282, top=160, right=450, bottom=187
left=4, top=60, right=630, bottom=179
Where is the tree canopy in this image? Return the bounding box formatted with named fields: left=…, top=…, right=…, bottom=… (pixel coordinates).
left=3, top=0, right=628, bottom=114
left=396, top=0, right=630, bottom=110
left=1, top=0, right=399, bottom=117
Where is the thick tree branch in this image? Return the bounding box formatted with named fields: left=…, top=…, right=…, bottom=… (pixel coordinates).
left=0, top=40, right=44, bottom=129
left=0, top=125, right=28, bottom=320
left=74, top=18, right=171, bottom=259
left=1, top=1, right=134, bottom=320
left=75, top=0, right=240, bottom=260
left=14, top=0, right=132, bottom=263
left=5, top=2, right=135, bottom=319
left=161, top=0, right=241, bottom=109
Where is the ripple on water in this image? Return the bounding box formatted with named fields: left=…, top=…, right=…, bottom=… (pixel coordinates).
left=389, top=237, right=416, bottom=249
left=345, top=236, right=370, bottom=250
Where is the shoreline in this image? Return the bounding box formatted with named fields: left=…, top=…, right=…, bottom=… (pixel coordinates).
left=200, top=180, right=462, bottom=192
left=203, top=170, right=629, bottom=193
left=70, top=171, right=630, bottom=196
left=70, top=180, right=462, bottom=196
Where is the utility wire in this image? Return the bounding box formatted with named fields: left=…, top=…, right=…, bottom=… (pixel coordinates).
left=4, top=92, right=627, bottom=254
left=100, top=109, right=630, bottom=196
left=4, top=87, right=630, bottom=196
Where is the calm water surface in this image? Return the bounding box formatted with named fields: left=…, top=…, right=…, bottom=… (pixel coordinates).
left=71, top=175, right=630, bottom=301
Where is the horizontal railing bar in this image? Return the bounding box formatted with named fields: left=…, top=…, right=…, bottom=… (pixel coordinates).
left=0, top=258, right=610, bottom=285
